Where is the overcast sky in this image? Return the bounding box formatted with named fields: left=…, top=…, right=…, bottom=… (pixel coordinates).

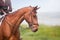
left=11, top=0, right=60, bottom=25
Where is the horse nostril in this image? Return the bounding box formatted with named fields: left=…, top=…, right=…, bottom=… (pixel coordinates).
left=32, top=28, right=38, bottom=32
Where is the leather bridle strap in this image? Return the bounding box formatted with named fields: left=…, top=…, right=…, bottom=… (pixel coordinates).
left=29, top=8, right=34, bottom=27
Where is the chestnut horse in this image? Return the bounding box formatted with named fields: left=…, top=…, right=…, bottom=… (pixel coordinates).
left=0, top=6, right=39, bottom=40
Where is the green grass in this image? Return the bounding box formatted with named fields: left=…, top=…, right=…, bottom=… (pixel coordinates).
left=20, top=24, right=60, bottom=40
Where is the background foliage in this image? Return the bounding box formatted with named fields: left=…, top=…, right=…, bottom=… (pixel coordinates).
left=20, top=24, right=60, bottom=40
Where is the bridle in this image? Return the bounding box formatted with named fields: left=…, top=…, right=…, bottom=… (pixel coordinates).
left=29, top=8, right=39, bottom=28
left=29, top=9, right=34, bottom=27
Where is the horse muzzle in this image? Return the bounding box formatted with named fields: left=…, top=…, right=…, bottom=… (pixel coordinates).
left=30, top=25, right=38, bottom=32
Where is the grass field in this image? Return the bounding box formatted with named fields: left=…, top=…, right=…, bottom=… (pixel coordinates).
left=20, top=24, right=60, bottom=40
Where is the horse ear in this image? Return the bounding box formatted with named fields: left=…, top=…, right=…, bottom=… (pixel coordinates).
left=37, top=7, right=40, bottom=10
left=34, top=6, right=40, bottom=10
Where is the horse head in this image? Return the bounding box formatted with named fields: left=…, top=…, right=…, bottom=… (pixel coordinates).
left=24, top=6, right=40, bottom=32
left=0, top=6, right=40, bottom=40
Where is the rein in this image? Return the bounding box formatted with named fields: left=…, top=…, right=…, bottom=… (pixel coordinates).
left=4, top=12, right=26, bottom=34
left=4, top=15, right=22, bottom=38
left=4, top=7, right=36, bottom=34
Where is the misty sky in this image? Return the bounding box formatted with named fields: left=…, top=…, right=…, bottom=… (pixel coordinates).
left=11, top=0, right=60, bottom=25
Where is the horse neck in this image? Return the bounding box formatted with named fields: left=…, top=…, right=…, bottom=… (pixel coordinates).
left=13, top=8, right=29, bottom=26
left=15, top=16, right=24, bottom=26
left=5, top=8, right=28, bottom=26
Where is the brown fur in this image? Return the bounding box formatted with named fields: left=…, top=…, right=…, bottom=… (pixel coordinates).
left=0, top=6, right=39, bottom=40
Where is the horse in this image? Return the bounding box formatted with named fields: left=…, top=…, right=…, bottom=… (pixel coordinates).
left=0, top=6, right=39, bottom=40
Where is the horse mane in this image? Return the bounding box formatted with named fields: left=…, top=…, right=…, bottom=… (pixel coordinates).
left=5, top=6, right=33, bottom=20
left=7, top=6, right=32, bottom=16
